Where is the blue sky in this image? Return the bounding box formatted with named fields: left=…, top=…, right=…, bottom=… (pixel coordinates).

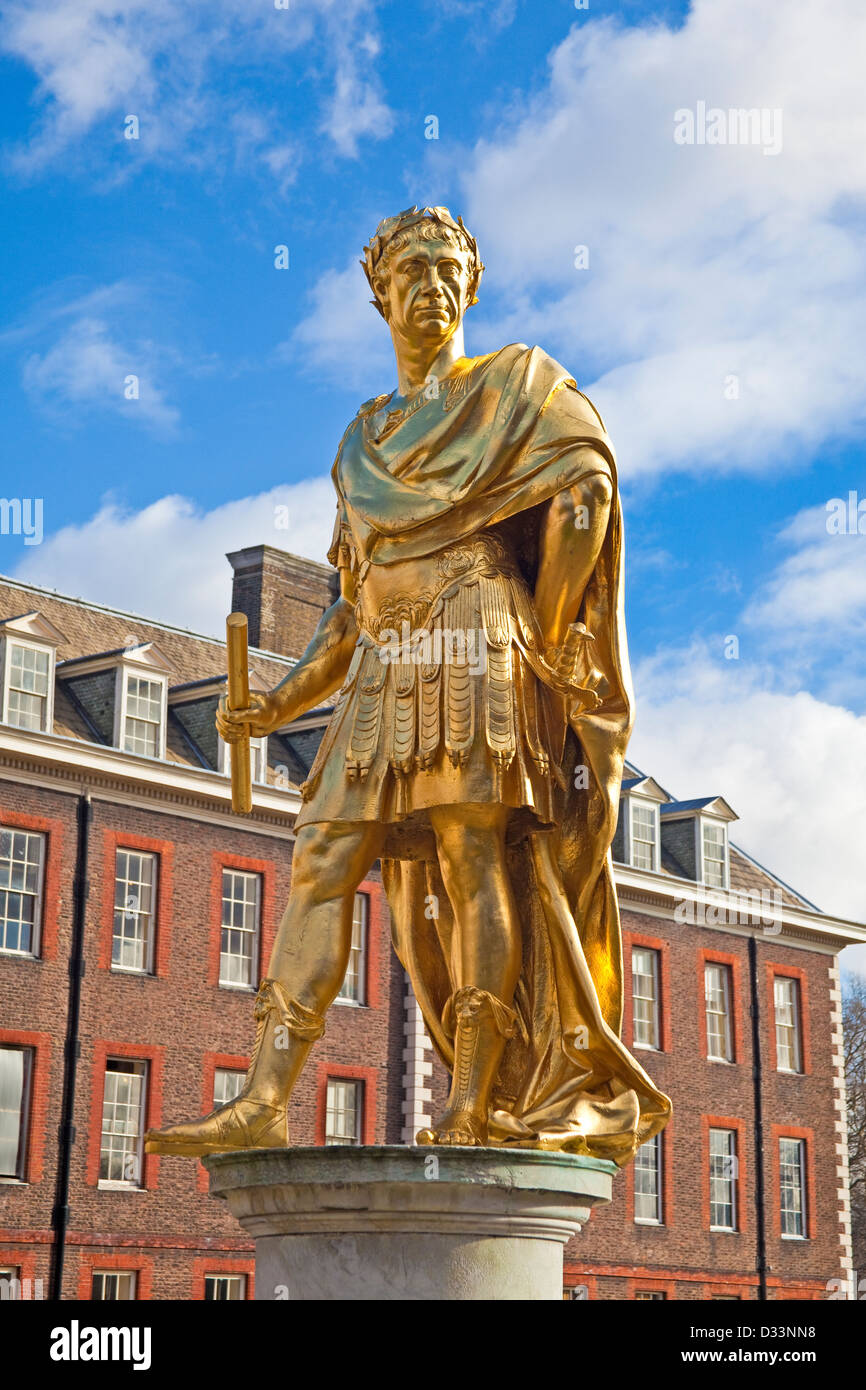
left=1, top=0, right=865, bottom=956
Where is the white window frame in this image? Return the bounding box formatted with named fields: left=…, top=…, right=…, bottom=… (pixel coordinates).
left=634, top=1133, right=663, bottom=1225
left=213, top=1068, right=245, bottom=1109
left=204, top=1273, right=247, bottom=1301
left=0, top=1045, right=33, bottom=1182
left=336, top=892, right=368, bottom=1005
left=0, top=636, right=56, bottom=734
left=699, top=817, right=729, bottom=889
left=98, top=1058, right=148, bottom=1188
left=111, top=849, right=158, bottom=975
left=779, top=1137, right=807, bottom=1240
left=631, top=946, right=661, bottom=1051
left=704, top=963, right=734, bottom=1062
left=219, top=868, right=262, bottom=990
left=218, top=733, right=268, bottom=784
left=709, top=1127, right=738, bottom=1232
left=629, top=798, right=660, bottom=872
left=115, top=664, right=168, bottom=760
left=773, top=976, right=803, bottom=1074
left=0, top=826, right=46, bottom=958
left=91, top=1270, right=137, bottom=1300
left=324, top=1078, right=363, bottom=1146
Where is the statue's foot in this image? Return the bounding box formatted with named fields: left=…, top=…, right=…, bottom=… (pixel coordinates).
left=416, top=1108, right=487, bottom=1146
left=145, top=1098, right=288, bottom=1157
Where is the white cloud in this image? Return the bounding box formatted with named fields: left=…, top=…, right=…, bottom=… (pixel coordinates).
left=11, top=481, right=338, bottom=638
left=746, top=503, right=866, bottom=637
left=2, top=277, right=220, bottom=432
left=321, top=34, right=394, bottom=158
left=0, top=0, right=391, bottom=179
left=22, top=315, right=179, bottom=432
left=734, top=501, right=866, bottom=708
left=441, top=0, right=866, bottom=479
left=286, top=258, right=393, bottom=388
left=630, top=640, right=866, bottom=972
left=431, top=0, right=518, bottom=38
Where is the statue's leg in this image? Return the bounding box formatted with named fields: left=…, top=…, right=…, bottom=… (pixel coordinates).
left=417, top=804, right=522, bottom=1147
left=145, top=820, right=384, bottom=1156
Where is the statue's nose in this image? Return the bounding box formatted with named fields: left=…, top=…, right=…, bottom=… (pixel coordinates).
left=420, top=265, right=444, bottom=292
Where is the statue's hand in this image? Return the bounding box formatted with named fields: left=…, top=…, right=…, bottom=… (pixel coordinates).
left=216, top=691, right=280, bottom=742
left=544, top=624, right=605, bottom=709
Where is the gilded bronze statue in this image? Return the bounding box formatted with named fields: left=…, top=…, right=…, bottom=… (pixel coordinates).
left=146, top=206, right=672, bottom=1161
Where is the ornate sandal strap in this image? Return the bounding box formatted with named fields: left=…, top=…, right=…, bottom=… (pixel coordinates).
left=254, top=979, right=326, bottom=1042
left=441, top=985, right=519, bottom=1041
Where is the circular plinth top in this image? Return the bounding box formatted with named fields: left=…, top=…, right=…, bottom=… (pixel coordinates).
left=204, top=1145, right=616, bottom=1241
left=205, top=1143, right=617, bottom=1198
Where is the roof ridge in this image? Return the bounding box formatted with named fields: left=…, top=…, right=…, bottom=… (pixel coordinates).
left=0, top=572, right=294, bottom=667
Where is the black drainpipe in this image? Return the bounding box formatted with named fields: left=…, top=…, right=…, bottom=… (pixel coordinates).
left=747, top=933, right=769, bottom=1301
left=49, top=791, right=91, bottom=1301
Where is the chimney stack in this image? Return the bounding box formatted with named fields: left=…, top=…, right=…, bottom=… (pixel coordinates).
left=226, top=545, right=339, bottom=660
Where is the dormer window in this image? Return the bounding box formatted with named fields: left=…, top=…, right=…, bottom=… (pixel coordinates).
left=659, top=796, right=737, bottom=884
left=0, top=613, right=65, bottom=734
left=7, top=644, right=51, bottom=730
left=614, top=775, right=667, bottom=871
left=701, top=820, right=729, bottom=889
left=121, top=672, right=166, bottom=758
left=58, top=641, right=171, bottom=760
left=630, top=802, right=659, bottom=872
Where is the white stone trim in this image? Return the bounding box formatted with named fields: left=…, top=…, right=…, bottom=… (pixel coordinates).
left=401, top=972, right=433, bottom=1143
left=0, top=726, right=301, bottom=819
left=0, top=753, right=300, bottom=841
left=828, top=958, right=854, bottom=1274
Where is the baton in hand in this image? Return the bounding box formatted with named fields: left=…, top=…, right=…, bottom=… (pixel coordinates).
left=226, top=612, right=253, bottom=815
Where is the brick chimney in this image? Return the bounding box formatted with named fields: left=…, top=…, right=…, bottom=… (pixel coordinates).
left=226, top=545, right=339, bottom=660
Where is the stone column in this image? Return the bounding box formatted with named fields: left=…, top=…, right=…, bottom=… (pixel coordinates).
left=205, top=1145, right=615, bottom=1301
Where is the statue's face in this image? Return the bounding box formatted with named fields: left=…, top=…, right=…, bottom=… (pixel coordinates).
left=375, top=235, right=472, bottom=344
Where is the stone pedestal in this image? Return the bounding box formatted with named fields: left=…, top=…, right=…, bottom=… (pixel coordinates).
left=205, top=1145, right=615, bottom=1301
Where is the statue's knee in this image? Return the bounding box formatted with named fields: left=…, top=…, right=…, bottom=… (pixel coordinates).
left=436, top=828, right=500, bottom=901
left=290, top=828, right=334, bottom=898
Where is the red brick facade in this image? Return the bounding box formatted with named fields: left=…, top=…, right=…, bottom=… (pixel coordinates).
left=559, top=907, right=846, bottom=1300
left=0, top=780, right=405, bottom=1301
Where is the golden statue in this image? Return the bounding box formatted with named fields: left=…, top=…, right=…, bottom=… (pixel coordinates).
left=146, top=206, right=671, bottom=1163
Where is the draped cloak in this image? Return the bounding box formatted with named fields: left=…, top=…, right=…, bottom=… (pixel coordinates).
left=314, top=342, right=672, bottom=1163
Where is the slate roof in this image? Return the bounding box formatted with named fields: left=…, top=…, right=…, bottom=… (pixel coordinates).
left=660, top=797, right=724, bottom=815
left=0, top=574, right=329, bottom=787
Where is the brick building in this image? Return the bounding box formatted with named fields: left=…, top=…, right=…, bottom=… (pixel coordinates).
left=1, top=545, right=863, bottom=1301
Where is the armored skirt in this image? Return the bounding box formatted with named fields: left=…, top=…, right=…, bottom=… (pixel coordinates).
left=295, top=529, right=562, bottom=861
